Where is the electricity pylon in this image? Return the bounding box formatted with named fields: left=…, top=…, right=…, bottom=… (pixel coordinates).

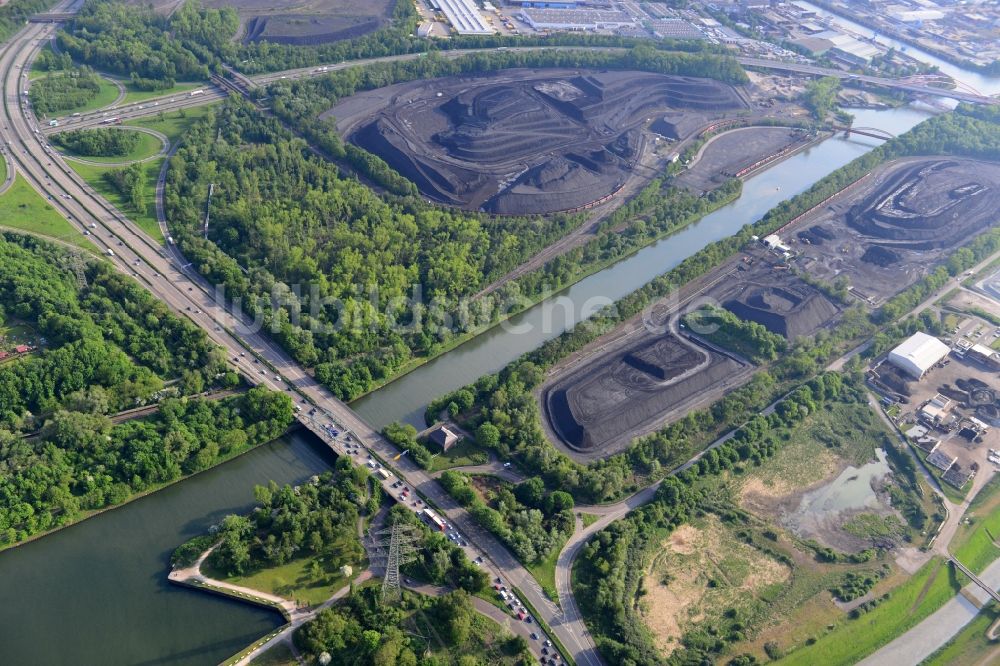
left=369, top=518, right=421, bottom=605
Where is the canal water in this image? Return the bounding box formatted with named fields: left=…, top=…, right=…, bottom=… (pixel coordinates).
left=0, top=433, right=335, bottom=666
left=352, top=105, right=933, bottom=428
left=0, top=85, right=959, bottom=665
left=795, top=1, right=1000, bottom=96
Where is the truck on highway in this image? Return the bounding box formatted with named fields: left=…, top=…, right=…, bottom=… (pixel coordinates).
left=190, top=89, right=204, bottom=97
left=421, top=508, right=447, bottom=531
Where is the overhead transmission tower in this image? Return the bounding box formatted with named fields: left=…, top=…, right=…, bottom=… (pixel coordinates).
left=63, top=250, right=88, bottom=289
left=369, top=518, right=421, bottom=605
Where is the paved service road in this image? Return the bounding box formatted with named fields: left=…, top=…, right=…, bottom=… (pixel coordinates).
left=858, top=557, right=1000, bottom=665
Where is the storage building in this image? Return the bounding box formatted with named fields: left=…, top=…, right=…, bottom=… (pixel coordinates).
left=887, top=332, right=950, bottom=379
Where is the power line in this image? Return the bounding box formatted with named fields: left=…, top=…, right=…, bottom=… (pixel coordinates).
left=369, top=517, right=421, bottom=605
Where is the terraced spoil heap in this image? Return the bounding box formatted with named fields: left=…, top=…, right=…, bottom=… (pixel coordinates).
left=544, top=332, right=746, bottom=455
left=343, top=70, right=745, bottom=215
left=847, top=159, right=1000, bottom=252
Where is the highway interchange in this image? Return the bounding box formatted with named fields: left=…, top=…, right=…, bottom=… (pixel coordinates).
left=6, top=7, right=999, bottom=666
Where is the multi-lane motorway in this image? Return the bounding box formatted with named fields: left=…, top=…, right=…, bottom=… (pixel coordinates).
left=6, top=10, right=602, bottom=666
left=11, top=10, right=998, bottom=666
left=38, top=43, right=997, bottom=138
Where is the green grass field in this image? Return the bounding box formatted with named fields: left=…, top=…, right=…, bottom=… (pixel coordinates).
left=206, top=549, right=359, bottom=608
left=430, top=438, right=491, bottom=471
left=778, top=558, right=961, bottom=665
left=922, top=603, right=1000, bottom=666
left=68, top=160, right=163, bottom=242
left=120, top=80, right=206, bottom=105
left=127, top=105, right=215, bottom=143
left=65, top=106, right=216, bottom=243
left=58, top=130, right=164, bottom=164
left=0, top=175, right=94, bottom=250
left=951, top=476, right=1000, bottom=574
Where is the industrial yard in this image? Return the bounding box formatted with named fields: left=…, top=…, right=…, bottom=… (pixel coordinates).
left=793, top=158, right=1000, bottom=305
left=674, top=125, right=819, bottom=193
left=539, top=156, right=1000, bottom=460
left=205, top=0, right=395, bottom=45
left=802, top=0, right=1000, bottom=71
left=326, top=69, right=747, bottom=215
left=542, top=329, right=752, bottom=459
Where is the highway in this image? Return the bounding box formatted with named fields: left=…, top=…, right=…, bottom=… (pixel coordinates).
left=5, top=11, right=601, bottom=666
left=39, top=43, right=996, bottom=136
left=9, top=15, right=996, bottom=666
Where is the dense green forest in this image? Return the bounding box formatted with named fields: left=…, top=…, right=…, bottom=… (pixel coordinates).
left=439, top=472, right=574, bottom=565
left=204, top=459, right=368, bottom=576
left=420, top=105, right=1000, bottom=504
left=0, top=0, right=57, bottom=44
left=295, top=585, right=532, bottom=665
left=57, top=0, right=235, bottom=88
left=164, top=99, right=583, bottom=400
left=53, top=127, right=140, bottom=157
left=33, top=47, right=73, bottom=73
left=802, top=76, right=841, bottom=121
left=29, top=67, right=102, bottom=115
left=164, top=45, right=745, bottom=400
left=104, top=163, right=147, bottom=214
left=0, top=234, right=231, bottom=428
left=0, top=233, right=295, bottom=545
left=0, top=387, right=293, bottom=546
left=682, top=305, right=787, bottom=363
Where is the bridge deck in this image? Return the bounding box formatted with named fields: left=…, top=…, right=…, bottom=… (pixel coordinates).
left=950, top=557, right=1000, bottom=604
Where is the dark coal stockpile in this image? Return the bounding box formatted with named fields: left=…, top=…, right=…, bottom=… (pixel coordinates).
left=723, top=281, right=840, bottom=339
left=846, top=159, right=1000, bottom=252
left=217, top=0, right=395, bottom=45
left=336, top=69, right=745, bottom=215
left=543, top=333, right=746, bottom=456
left=861, top=245, right=902, bottom=267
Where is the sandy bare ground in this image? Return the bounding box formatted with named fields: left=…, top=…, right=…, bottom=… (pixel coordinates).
left=641, top=517, right=790, bottom=654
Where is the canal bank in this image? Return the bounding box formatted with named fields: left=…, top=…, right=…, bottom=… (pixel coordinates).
left=352, top=106, right=934, bottom=429
left=0, top=432, right=335, bottom=666
left=0, top=105, right=933, bottom=666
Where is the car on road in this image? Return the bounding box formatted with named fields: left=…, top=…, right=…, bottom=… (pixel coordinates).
left=530, top=633, right=538, bottom=640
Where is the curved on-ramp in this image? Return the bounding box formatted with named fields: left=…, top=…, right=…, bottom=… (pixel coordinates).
left=56, top=125, right=169, bottom=167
